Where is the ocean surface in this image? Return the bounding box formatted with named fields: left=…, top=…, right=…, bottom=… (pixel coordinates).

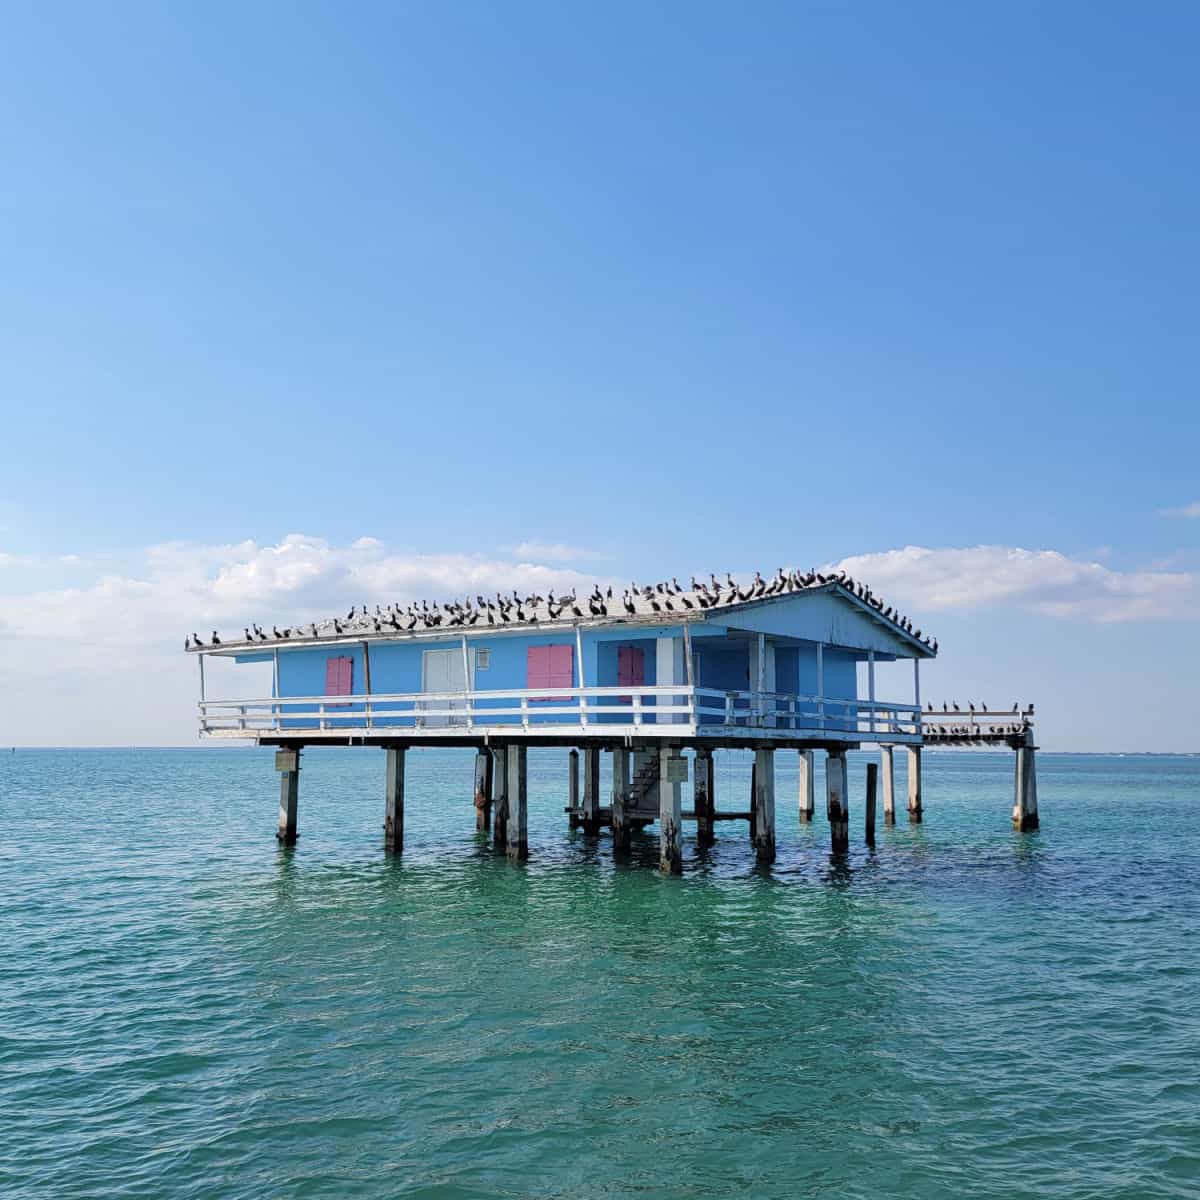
left=1, top=747, right=1198, bottom=1199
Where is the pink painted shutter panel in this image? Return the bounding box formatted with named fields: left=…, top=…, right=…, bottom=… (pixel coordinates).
left=527, top=646, right=550, bottom=689
left=325, top=655, right=354, bottom=706
left=548, top=645, right=574, bottom=689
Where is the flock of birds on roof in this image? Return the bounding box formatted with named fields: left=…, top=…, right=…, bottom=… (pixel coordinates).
left=923, top=700, right=1034, bottom=740
left=185, top=567, right=939, bottom=652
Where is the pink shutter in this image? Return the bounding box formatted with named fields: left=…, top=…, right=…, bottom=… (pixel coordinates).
left=548, top=644, right=574, bottom=690
left=527, top=646, right=550, bottom=689
left=325, top=655, right=353, bottom=706
left=618, top=645, right=643, bottom=701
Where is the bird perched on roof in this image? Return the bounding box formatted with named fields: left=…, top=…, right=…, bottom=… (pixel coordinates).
left=211, top=631, right=221, bottom=645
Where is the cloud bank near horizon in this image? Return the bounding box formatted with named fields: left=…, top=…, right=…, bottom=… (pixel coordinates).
left=0, top=533, right=1194, bottom=744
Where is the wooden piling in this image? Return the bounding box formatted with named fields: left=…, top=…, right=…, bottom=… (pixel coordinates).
left=865, top=761, right=877, bottom=847
left=694, top=750, right=715, bottom=848
left=906, top=746, right=923, bottom=823
left=659, top=751, right=683, bottom=874
left=473, top=750, right=493, bottom=832
left=506, top=744, right=528, bottom=861
left=384, top=746, right=405, bottom=852
left=583, top=746, right=602, bottom=837
left=492, top=746, right=509, bottom=853
left=611, top=747, right=631, bottom=854
left=880, top=746, right=895, bottom=825
left=798, top=749, right=815, bottom=823
left=277, top=747, right=300, bottom=845
left=567, top=749, right=580, bottom=828
left=1013, top=731, right=1040, bottom=831
left=826, top=750, right=848, bottom=853
left=749, top=760, right=758, bottom=843
left=753, top=747, right=776, bottom=864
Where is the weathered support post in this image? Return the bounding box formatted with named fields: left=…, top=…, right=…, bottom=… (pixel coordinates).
left=880, top=745, right=895, bottom=826
left=749, top=760, right=758, bottom=843
left=506, top=744, right=528, bottom=862
left=582, top=746, right=601, bottom=837
left=865, top=761, right=877, bottom=847
left=567, top=749, right=581, bottom=828
left=384, top=746, right=405, bottom=852
left=798, top=749, right=815, bottom=822
left=1013, top=730, right=1040, bottom=831
left=276, top=747, right=300, bottom=845
left=694, top=749, right=715, bottom=848
left=659, top=750, right=684, bottom=874
left=492, top=746, right=509, bottom=853
left=473, top=750, right=493, bottom=832
left=906, top=746, right=923, bottom=823
left=752, top=747, right=776, bottom=864
left=611, top=747, right=631, bottom=854
left=826, top=750, right=848, bottom=854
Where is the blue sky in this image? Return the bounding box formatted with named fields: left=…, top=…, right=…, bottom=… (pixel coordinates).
left=1, top=2, right=1197, bottom=749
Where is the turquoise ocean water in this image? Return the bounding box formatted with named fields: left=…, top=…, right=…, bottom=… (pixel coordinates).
left=2, top=747, right=1198, bottom=1198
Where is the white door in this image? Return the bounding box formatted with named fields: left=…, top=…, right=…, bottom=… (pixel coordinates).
left=421, top=648, right=467, bottom=727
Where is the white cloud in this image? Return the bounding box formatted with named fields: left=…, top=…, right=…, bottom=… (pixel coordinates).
left=832, top=545, right=1196, bottom=624
left=1159, top=501, right=1200, bottom=519
left=509, top=540, right=605, bottom=563
left=0, top=535, right=608, bottom=745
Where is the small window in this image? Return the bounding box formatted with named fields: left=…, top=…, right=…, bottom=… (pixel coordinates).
left=475, top=648, right=491, bottom=670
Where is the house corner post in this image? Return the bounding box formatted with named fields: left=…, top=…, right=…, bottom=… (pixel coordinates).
left=1013, top=730, right=1039, bottom=831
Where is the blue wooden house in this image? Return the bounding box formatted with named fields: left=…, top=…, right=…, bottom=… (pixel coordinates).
left=186, top=569, right=982, bottom=872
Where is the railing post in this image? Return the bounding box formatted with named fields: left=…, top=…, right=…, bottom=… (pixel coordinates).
left=725, top=692, right=734, bottom=727
left=633, top=694, right=642, bottom=727
left=521, top=696, right=530, bottom=731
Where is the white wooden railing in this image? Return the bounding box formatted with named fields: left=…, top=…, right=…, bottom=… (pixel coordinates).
left=198, top=685, right=923, bottom=741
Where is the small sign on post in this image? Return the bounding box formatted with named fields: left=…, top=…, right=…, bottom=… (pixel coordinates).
left=275, top=749, right=298, bottom=773
left=665, top=756, right=689, bottom=783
